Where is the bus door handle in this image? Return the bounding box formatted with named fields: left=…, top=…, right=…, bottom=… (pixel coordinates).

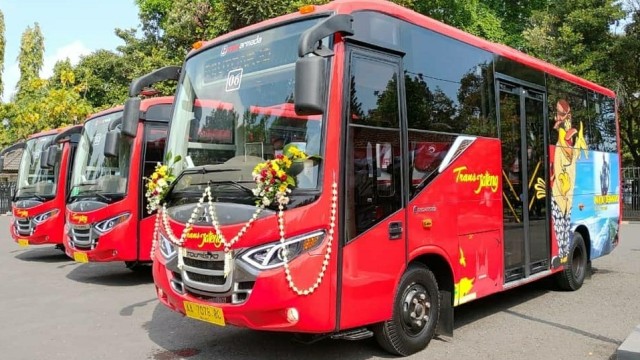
left=388, top=222, right=403, bottom=240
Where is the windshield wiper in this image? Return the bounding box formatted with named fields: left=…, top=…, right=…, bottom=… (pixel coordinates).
left=16, top=193, right=47, bottom=201
left=182, top=167, right=242, bottom=175
left=210, top=180, right=254, bottom=195
left=92, top=192, right=112, bottom=202
left=178, top=180, right=254, bottom=196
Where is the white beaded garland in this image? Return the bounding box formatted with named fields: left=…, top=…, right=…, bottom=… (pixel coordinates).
left=151, top=179, right=339, bottom=296
left=281, top=181, right=338, bottom=296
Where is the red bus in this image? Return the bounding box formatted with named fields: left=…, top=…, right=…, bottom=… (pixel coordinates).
left=2, top=126, right=81, bottom=249
left=63, top=97, right=173, bottom=270
left=124, top=1, right=621, bottom=355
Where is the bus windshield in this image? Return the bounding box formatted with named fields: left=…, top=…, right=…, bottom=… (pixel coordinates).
left=166, top=18, right=326, bottom=197
left=69, top=111, right=131, bottom=200
left=15, top=134, right=59, bottom=199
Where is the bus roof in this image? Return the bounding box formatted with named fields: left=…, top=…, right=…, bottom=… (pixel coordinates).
left=27, top=127, right=65, bottom=140
left=189, top=0, right=614, bottom=98
left=85, top=96, right=174, bottom=122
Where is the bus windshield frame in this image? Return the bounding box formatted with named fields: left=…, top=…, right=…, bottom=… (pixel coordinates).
left=15, top=134, right=59, bottom=200
left=165, top=18, right=329, bottom=201
left=69, top=111, right=131, bottom=202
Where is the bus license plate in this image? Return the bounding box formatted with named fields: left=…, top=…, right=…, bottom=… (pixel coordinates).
left=73, top=252, right=89, bottom=263
left=17, top=239, right=29, bottom=247
left=183, top=301, right=225, bottom=326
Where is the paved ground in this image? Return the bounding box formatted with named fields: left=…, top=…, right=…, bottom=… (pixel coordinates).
left=0, top=216, right=638, bottom=360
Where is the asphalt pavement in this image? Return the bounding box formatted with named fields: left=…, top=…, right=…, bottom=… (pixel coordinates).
left=0, top=216, right=638, bottom=360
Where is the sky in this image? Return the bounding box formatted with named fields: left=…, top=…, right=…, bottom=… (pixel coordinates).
left=0, top=0, right=140, bottom=102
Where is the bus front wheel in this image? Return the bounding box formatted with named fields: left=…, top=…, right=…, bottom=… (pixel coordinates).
left=373, top=264, right=440, bottom=356
left=556, top=232, right=588, bottom=291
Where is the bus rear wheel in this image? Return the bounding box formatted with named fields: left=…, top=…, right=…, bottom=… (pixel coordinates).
left=373, top=264, right=440, bottom=356
left=556, top=232, right=587, bottom=291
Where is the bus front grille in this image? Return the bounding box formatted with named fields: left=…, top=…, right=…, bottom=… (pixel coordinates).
left=15, top=218, right=33, bottom=236
left=181, top=250, right=233, bottom=294
left=70, top=225, right=97, bottom=250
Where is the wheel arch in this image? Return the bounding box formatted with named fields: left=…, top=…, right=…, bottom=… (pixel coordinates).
left=409, top=248, right=455, bottom=337
left=574, top=224, right=591, bottom=261
left=410, top=252, right=455, bottom=299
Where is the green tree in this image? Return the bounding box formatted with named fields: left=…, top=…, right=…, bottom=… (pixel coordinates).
left=40, top=68, right=93, bottom=127
left=49, top=59, right=73, bottom=89
left=609, top=8, right=640, bottom=166
left=522, top=0, right=624, bottom=83
left=75, top=50, right=130, bottom=109
left=136, top=0, right=173, bottom=41
left=16, top=23, right=45, bottom=99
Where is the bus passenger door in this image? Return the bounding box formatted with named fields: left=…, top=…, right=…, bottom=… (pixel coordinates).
left=339, top=45, right=407, bottom=330
left=138, top=123, right=168, bottom=260
left=498, top=80, right=549, bottom=283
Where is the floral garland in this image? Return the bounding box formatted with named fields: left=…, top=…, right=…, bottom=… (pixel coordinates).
left=251, top=154, right=295, bottom=206
left=144, top=152, right=181, bottom=214
left=150, top=145, right=332, bottom=295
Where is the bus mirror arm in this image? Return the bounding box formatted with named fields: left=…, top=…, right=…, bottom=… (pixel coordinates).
left=297, top=14, right=354, bottom=57
left=128, top=66, right=181, bottom=97
left=123, top=65, right=181, bottom=138
left=108, top=116, right=123, bottom=131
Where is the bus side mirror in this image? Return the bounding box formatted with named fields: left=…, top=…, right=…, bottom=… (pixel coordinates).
left=104, top=130, right=121, bottom=158
left=122, top=97, right=140, bottom=138
left=39, top=149, right=50, bottom=169
left=294, top=56, right=327, bottom=116
left=46, top=147, right=60, bottom=168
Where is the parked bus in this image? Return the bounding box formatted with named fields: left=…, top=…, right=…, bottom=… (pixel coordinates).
left=63, top=97, right=173, bottom=270
left=2, top=125, right=82, bottom=249
left=124, top=0, right=621, bottom=355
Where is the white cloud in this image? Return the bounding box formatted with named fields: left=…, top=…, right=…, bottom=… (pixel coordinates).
left=40, top=41, right=92, bottom=79
left=2, top=62, right=20, bottom=102
left=2, top=41, right=93, bottom=102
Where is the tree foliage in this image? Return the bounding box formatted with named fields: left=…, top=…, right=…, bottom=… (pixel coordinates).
left=523, top=0, right=624, bottom=84
left=1, top=0, right=639, bottom=167
left=16, top=23, right=45, bottom=100
left=609, top=8, right=640, bottom=166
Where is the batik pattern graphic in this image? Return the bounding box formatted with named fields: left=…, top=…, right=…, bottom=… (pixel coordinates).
left=551, top=198, right=572, bottom=260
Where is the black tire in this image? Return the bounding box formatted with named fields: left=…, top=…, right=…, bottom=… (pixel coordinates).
left=373, top=264, right=440, bottom=356
left=125, top=261, right=151, bottom=272
left=556, top=232, right=588, bottom=291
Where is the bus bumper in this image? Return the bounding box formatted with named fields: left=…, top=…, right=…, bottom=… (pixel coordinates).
left=10, top=215, right=63, bottom=246
left=152, top=255, right=333, bottom=332
left=64, top=223, right=138, bottom=262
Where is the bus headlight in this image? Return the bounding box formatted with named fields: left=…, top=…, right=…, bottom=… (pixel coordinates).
left=33, top=209, right=59, bottom=225
left=159, top=232, right=177, bottom=260
left=94, top=213, right=130, bottom=234
left=241, top=231, right=325, bottom=270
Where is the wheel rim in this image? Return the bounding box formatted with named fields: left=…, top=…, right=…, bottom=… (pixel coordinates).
left=400, top=283, right=431, bottom=336
left=572, top=242, right=585, bottom=280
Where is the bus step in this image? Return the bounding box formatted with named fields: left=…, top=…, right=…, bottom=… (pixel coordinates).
left=331, top=328, right=374, bottom=341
